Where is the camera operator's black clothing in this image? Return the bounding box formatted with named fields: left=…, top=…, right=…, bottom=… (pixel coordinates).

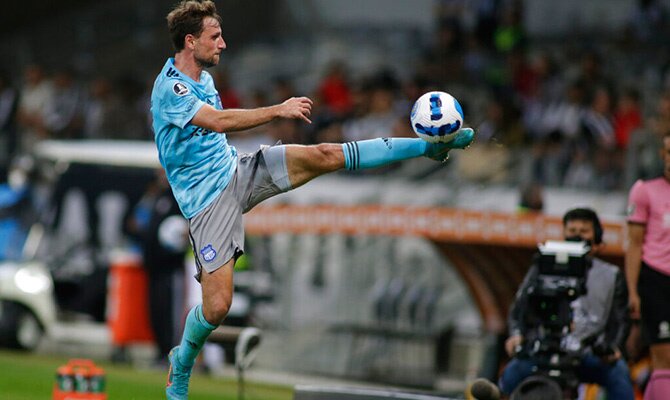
left=509, top=256, right=630, bottom=355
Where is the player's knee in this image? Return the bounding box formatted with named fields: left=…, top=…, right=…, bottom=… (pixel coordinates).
left=312, top=143, right=343, bottom=172
left=206, top=294, right=232, bottom=325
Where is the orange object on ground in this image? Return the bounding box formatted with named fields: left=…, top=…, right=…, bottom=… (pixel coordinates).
left=107, top=251, right=155, bottom=345
left=53, top=359, right=106, bottom=400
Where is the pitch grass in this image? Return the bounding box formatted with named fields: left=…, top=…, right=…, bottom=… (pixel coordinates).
left=0, top=349, right=293, bottom=400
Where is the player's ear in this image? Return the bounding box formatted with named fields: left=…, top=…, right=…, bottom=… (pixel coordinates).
left=185, top=34, right=196, bottom=50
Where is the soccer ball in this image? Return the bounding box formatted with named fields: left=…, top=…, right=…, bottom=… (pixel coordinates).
left=410, top=91, right=464, bottom=143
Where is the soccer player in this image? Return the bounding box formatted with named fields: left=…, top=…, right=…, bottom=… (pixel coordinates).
left=151, top=1, right=475, bottom=398
left=626, top=131, right=670, bottom=400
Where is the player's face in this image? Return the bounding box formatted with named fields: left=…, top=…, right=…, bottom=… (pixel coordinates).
left=194, top=17, right=226, bottom=68
left=564, top=219, right=600, bottom=254
left=663, top=136, right=670, bottom=181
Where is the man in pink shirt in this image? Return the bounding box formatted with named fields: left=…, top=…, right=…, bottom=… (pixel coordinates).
left=626, top=131, right=670, bottom=400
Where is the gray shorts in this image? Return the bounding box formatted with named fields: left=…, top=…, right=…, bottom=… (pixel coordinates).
left=188, top=144, right=291, bottom=280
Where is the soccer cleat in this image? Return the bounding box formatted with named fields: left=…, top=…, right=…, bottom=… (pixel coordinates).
left=424, top=127, right=475, bottom=162
left=166, top=346, right=191, bottom=400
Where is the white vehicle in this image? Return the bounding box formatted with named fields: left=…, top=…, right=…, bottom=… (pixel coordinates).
left=0, top=140, right=160, bottom=351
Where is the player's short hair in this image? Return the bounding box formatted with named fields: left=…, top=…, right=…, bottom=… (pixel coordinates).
left=167, top=0, right=221, bottom=51
left=563, top=207, right=603, bottom=244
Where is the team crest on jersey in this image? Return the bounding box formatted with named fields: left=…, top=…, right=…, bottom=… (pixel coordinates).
left=173, top=82, right=189, bottom=96
left=626, top=204, right=635, bottom=216
left=200, top=244, right=217, bottom=262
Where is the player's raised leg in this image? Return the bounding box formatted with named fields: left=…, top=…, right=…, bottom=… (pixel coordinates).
left=285, top=128, right=475, bottom=188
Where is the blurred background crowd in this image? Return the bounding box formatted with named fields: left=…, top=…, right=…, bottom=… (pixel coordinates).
left=1, top=0, right=669, bottom=195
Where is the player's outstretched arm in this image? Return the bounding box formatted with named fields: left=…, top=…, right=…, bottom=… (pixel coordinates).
left=191, top=96, right=312, bottom=133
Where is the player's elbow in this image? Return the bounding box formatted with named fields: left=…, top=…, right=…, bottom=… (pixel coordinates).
left=211, top=118, right=232, bottom=133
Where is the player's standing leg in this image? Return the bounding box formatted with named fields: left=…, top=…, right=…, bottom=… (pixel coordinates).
left=167, top=259, right=233, bottom=400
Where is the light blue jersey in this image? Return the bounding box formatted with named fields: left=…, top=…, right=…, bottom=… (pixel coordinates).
left=151, top=58, right=237, bottom=218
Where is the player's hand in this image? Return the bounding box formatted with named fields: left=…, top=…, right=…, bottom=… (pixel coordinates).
left=505, top=335, right=523, bottom=356
left=278, top=96, right=313, bottom=124
left=602, top=348, right=622, bottom=364
left=629, top=292, right=641, bottom=320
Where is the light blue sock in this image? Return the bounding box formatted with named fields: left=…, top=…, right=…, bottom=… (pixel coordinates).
left=342, top=137, right=429, bottom=170
left=176, top=304, right=216, bottom=368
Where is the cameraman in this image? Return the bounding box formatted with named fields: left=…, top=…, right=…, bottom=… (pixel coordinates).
left=499, top=208, right=634, bottom=399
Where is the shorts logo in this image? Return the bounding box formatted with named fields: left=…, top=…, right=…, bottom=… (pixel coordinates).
left=173, top=82, right=189, bottom=96
left=200, top=244, right=217, bottom=262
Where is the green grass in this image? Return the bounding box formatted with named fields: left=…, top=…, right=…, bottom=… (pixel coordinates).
left=0, top=349, right=293, bottom=400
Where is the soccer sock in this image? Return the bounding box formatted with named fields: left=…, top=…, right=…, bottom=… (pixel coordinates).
left=342, top=137, right=430, bottom=170
left=644, top=369, right=670, bottom=400
left=176, top=304, right=216, bottom=369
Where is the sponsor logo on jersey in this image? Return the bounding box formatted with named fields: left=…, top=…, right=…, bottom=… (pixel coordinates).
left=191, top=126, right=214, bottom=137
left=173, top=82, right=189, bottom=96
left=200, top=244, right=217, bottom=262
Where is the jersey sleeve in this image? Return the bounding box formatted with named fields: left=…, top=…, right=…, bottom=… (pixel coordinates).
left=159, top=80, right=206, bottom=129
left=627, top=179, right=649, bottom=224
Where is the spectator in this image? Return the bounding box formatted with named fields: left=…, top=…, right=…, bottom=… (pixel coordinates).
left=42, top=68, right=85, bottom=139
left=534, top=81, right=586, bottom=142
left=16, top=64, right=53, bottom=152
left=342, top=71, right=400, bottom=142
left=574, top=51, right=612, bottom=103
left=317, top=61, right=353, bottom=117
left=129, top=169, right=187, bottom=367
left=115, top=76, right=151, bottom=140
left=614, top=88, right=643, bottom=150
left=507, top=48, right=538, bottom=102
left=477, top=96, right=525, bottom=146
left=211, top=68, right=241, bottom=109
left=626, top=131, right=670, bottom=399
left=581, top=87, right=616, bottom=151
left=271, top=76, right=297, bottom=104
left=420, top=20, right=464, bottom=85
left=625, top=92, right=668, bottom=187
left=0, top=70, right=19, bottom=179
left=82, top=77, right=114, bottom=139
left=471, top=0, right=501, bottom=50
left=517, top=183, right=543, bottom=213
left=626, top=0, right=668, bottom=46
left=493, top=2, right=525, bottom=53
left=563, top=146, right=595, bottom=189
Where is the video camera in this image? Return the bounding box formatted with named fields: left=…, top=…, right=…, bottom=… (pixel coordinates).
left=531, top=240, right=589, bottom=300
left=521, top=240, right=591, bottom=391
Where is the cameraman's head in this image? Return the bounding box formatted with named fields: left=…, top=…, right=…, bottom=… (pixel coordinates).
left=562, top=207, right=603, bottom=255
